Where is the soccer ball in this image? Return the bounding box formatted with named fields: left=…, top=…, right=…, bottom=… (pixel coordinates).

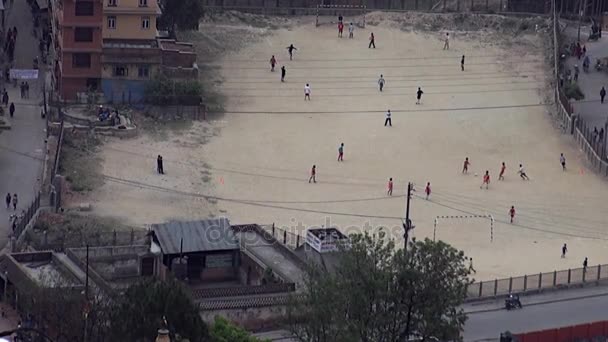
left=474, top=173, right=478, bottom=177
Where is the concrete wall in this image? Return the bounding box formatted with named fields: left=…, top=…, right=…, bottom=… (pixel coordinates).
left=101, top=62, right=159, bottom=80
left=101, top=78, right=146, bottom=103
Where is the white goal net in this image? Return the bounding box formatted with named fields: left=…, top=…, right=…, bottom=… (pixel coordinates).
left=315, top=4, right=367, bottom=28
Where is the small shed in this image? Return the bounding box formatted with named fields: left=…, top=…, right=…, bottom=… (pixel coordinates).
left=151, top=218, right=241, bottom=282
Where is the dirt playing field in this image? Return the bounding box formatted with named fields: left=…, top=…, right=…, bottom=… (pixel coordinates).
left=87, top=12, right=608, bottom=280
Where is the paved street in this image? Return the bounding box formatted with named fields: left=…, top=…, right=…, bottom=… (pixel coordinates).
left=463, top=286, right=608, bottom=341
left=0, top=0, right=46, bottom=247
left=563, top=24, right=608, bottom=129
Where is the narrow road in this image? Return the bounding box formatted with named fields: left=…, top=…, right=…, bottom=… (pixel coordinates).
left=463, top=288, right=608, bottom=341
left=0, top=0, right=47, bottom=247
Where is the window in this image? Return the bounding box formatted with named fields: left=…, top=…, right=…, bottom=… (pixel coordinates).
left=72, top=53, right=91, bottom=68
left=113, top=65, right=128, bottom=77
left=107, top=16, right=116, bottom=29
left=138, top=65, right=149, bottom=78
left=74, top=27, right=93, bottom=42
left=107, top=0, right=117, bottom=6
left=74, top=1, right=94, bottom=16
left=141, top=17, right=150, bottom=29
left=138, top=0, right=147, bottom=6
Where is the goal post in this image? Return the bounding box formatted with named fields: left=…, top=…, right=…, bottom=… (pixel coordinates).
left=433, top=214, right=494, bottom=242
left=315, top=4, right=367, bottom=28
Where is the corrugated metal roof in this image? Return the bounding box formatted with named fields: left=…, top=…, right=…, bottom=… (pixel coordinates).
left=151, top=218, right=238, bottom=255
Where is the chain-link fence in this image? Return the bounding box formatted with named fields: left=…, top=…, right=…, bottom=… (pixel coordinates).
left=468, top=264, right=608, bottom=298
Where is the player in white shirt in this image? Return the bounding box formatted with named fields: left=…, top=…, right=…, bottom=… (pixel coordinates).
left=348, top=23, right=354, bottom=39
left=384, top=109, right=392, bottom=126
left=518, top=164, right=530, bottom=180
left=443, top=32, right=450, bottom=50
left=304, top=83, right=311, bottom=101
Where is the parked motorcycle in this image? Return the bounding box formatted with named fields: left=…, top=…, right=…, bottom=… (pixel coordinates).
left=505, top=294, right=522, bottom=310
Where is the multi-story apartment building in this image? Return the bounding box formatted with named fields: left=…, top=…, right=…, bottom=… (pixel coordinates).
left=52, top=0, right=103, bottom=101
left=101, top=0, right=162, bottom=103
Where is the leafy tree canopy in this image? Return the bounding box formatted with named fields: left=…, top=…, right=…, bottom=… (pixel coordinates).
left=288, top=233, right=473, bottom=342
left=210, top=316, right=269, bottom=342
left=110, top=278, right=209, bottom=342
left=159, top=0, right=204, bottom=32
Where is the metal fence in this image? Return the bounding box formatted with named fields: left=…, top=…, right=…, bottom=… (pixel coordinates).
left=467, top=264, right=608, bottom=298
left=201, top=0, right=548, bottom=15
left=11, top=192, right=41, bottom=239
left=260, top=224, right=305, bottom=250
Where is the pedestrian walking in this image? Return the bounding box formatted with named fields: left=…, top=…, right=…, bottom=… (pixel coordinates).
left=286, top=44, right=297, bottom=60
left=270, top=55, right=276, bottom=72
left=9, top=102, right=14, bottom=118
left=425, top=182, right=431, bottom=200
left=368, top=32, right=375, bottom=48
left=387, top=178, right=393, bottom=196
left=480, top=170, right=490, bottom=189
left=560, top=153, right=566, bottom=171
left=518, top=164, right=530, bottom=180
left=308, top=165, right=316, bottom=183
left=2, top=89, right=8, bottom=106
left=583, top=257, right=588, bottom=273
left=384, top=109, right=392, bottom=126
left=601, top=86, right=606, bottom=103
left=281, top=66, right=286, bottom=82
left=499, top=162, right=506, bottom=180
left=378, top=74, right=385, bottom=92
left=574, top=64, right=579, bottom=81
left=348, top=23, right=354, bottom=39
left=462, top=157, right=470, bottom=174
left=599, top=128, right=605, bottom=141
left=461, top=55, right=465, bottom=71
left=157, top=155, right=164, bottom=174
left=509, top=205, right=516, bottom=223
left=5, top=193, right=11, bottom=209
left=12, top=193, right=17, bottom=210
left=337, top=143, right=344, bottom=161
left=443, top=32, right=450, bottom=50
left=19, top=82, right=24, bottom=99
left=416, top=87, right=424, bottom=105
left=304, top=83, right=311, bottom=100
left=561, top=243, right=568, bottom=258
left=338, top=22, right=344, bottom=38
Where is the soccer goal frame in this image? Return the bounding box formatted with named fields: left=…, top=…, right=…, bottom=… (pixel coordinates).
left=315, top=4, right=367, bottom=28
left=433, top=214, right=495, bottom=243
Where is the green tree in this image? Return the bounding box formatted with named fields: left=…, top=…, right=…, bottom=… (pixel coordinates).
left=158, top=0, right=204, bottom=32
left=288, top=233, right=473, bottom=342
left=210, top=316, right=269, bottom=342
left=110, top=278, right=209, bottom=342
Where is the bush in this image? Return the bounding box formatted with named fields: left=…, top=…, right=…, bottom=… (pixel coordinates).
left=144, top=76, right=202, bottom=105
left=564, top=82, right=585, bottom=101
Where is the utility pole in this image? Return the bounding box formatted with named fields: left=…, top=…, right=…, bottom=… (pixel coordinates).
left=402, top=182, right=415, bottom=249
left=83, top=244, right=89, bottom=342
left=578, top=0, right=588, bottom=42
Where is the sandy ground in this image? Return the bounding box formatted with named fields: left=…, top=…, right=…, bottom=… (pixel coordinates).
left=88, top=15, right=608, bottom=280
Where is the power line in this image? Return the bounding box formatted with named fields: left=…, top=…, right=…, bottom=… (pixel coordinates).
left=221, top=87, right=544, bottom=98
left=214, top=103, right=549, bottom=115
left=219, top=70, right=544, bottom=83
left=211, top=60, right=543, bottom=70
left=214, top=54, right=538, bottom=62
left=221, top=79, right=544, bottom=90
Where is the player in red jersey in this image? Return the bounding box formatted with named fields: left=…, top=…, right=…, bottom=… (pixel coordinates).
left=509, top=205, right=516, bottom=223
left=387, top=178, right=393, bottom=196
left=425, top=182, right=431, bottom=200
left=499, top=162, right=506, bottom=180
left=462, top=157, right=470, bottom=174
left=480, top=170, right=490, bottom=189
left=338, top=22, right=344, bottom=38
